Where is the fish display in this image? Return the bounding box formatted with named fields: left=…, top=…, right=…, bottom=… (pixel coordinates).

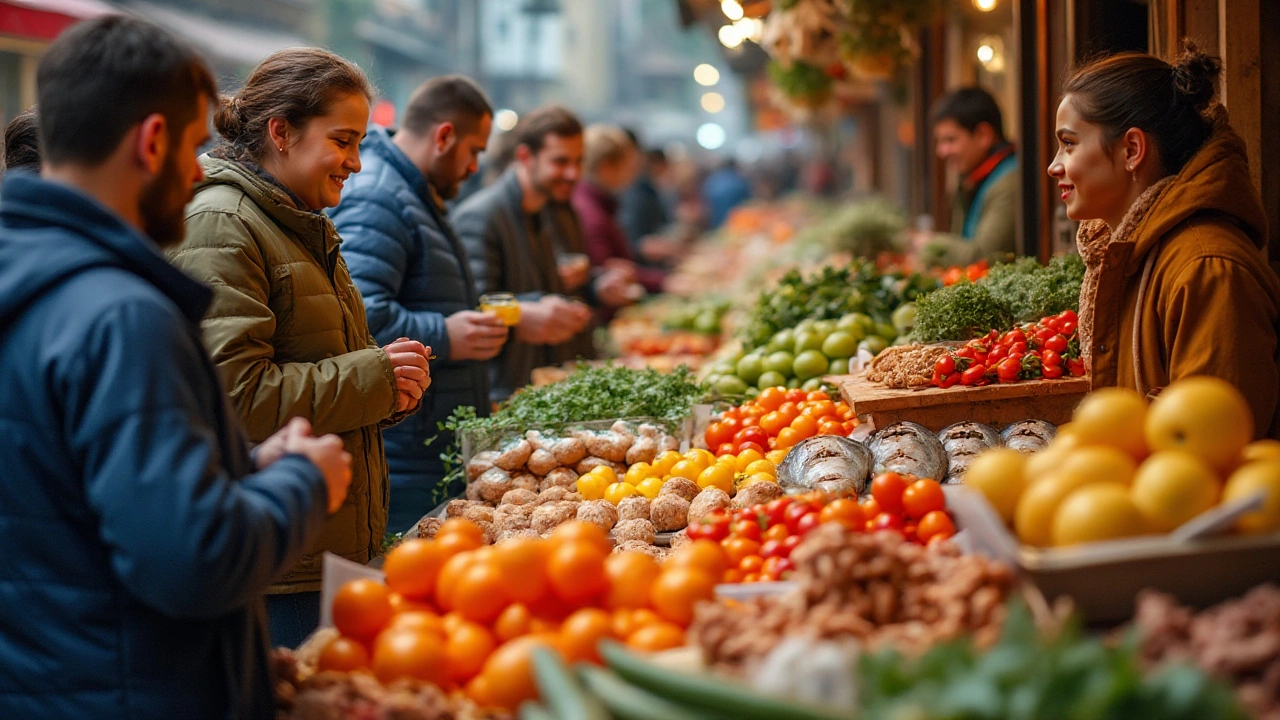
left=937, top=422, right=1004, bottom=484
left=1001, top=419, right=1058, bottom=454
left=868, top=422, right=948, bottom=482
left=777, top=435, right=874, bottom=496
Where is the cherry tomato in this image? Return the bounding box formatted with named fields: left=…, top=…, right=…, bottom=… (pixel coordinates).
left=738, top=555, right=764, bottom=573
left=901, top=478, right=946, bottom=519
left=871, top=512, right=905, bottom=534
left=871, top=473, right=908, bottom=515
left=695, top=513, right=731, bottom=542
left=705, top=421, right=735, bottom=449
left=997, top=356, right=1022, bottom=383
left=776, top=402, right=801, bottom=425
left=759, top=539, right=787, bottom=559
left=935, top=355, right=956, bottom=376
left=1059, top=319, right=1078, bottom=336
left=861, top=497, right=882, bottom=520
left=1067, top=358, right=1087, bottom=377
left=790, top=415, right=819, bottom=440
left=795, top=513, right=821, bottom=535
left=761, top=524, right=790, bottom=543
left=716, top=442, right=737, bottom=457
left=764, top=498, right=792, bottom=527
left=736, top=441, right=767, bottom=457
left=757, top=387, right=787, bottom=411
left=685, top=523, right=707, bottom=541
left=774, top=557, right=795, bottom=577
left=917, top=511, right=957, bottom=543
left=1042, top=364, right=1064, bottom=379
left=1045, top=334, right=1069, bottom=353
left=781, top=535, right=802, bottom=555
left=783, top=503, right=814, bottom=533
left=734, top=426, right=769, bottom=448
left=784, top=388, right=807, bottom=404
left=902, top=521, right=918, bottom=542
left=960, top=364, right=988, bottom=386
left=740, top=415, right=759, bottom=429
left=818, top=499, right=866, bottom=530
left=805, top=390, right=830, bottom=402
left=731, top=519, right=762, bottom=542
left=760, top=556, right=785, bottom=580
left=759, top=411, right=789, bottom=436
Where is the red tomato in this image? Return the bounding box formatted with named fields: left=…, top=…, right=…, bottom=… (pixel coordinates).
left=996, top=356, right=1022, bottom=383
left=1042, top=364, right=1065, bottom=379
left=987, top=345, right=1008, bottom=366
left=736, top=441, right=766, bottom=457
left=871, top=513, right=905, bottom=534
left=734, top=426, right=769, bottom=448
left=759, top=539, right=787, bottom=559
left=1057, top=309, right=1078, bottom=324
left=902, top=479, right=945, bottom=519
left=781, top=535, right=802, bottom=555
left=685, top=523, right=708, bottom=541
left=1059, top=319, right=1078, bottom=336
left=774, top=557, right=795, bottom=577
left=1033, top=327, right=1058, bottom=346
left=705, top=421, right=735, bottom=449
left=764, top=498, right=792, bottom=527
left=759, top=411, right=789, bottom=436
left=761, top=524, right=790, bottom=543
left=795, top=513, right=821, bottom=535
left=960, top=364, right=988, bottom=386
left=1042, top=349, right=1063, bottom=368
left=935, top=355, right=956, bottom=376
left=1067, top=358, right=1086, bottom=377
left=1045, top=334, right=1069, bottom=353
left=805, top=390, right=830, bottom=402
left=917, top=511, right=956, bottom=543
left=783, top=502, right=820, bottom=533
left=784, top=389, right=807, bottom=404
left=871, top=473, right=908, bottom=515
left=955, top=347, right=977, bottom=362
left=731, top=519, right=762, bottom=542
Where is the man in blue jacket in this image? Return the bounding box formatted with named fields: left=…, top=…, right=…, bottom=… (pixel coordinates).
left=0, top=16, right=352, bottom=720
left=332, top=76, right=509, bottom=530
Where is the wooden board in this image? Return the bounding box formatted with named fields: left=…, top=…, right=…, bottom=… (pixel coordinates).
left=830, top=372, right=1090, bottom=431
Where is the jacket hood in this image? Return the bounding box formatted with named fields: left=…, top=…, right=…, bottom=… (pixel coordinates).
left=197, top=155, right=338, bottom=245
left=1124, top=106, right=1268, bottom=273
left=0, top=172, right=211, bottom=328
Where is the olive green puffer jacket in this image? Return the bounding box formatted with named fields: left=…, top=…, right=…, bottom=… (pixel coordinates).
left=171, top=155, right=404, bottom=593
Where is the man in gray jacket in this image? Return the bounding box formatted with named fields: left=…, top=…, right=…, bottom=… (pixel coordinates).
left=333, top=76, right=510, bottom=529
left=455, top=105, right=631, bottom=403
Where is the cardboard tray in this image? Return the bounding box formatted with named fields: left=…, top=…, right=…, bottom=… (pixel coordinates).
left=830, top=372, right=1090, bottom=431
left=945, top=485, right=1280, bottom=624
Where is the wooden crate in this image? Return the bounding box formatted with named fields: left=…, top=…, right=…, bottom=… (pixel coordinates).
left=830, top=372, right=1090, bottom=431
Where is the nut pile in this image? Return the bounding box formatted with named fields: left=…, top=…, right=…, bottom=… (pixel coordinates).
left=273, top=648, right=459, bottom=720
left=1133, top=585, right=1280, bottom=720
left=689, top=524, right=1015, bottom=671
left=866, top=344, right=950, bottom=389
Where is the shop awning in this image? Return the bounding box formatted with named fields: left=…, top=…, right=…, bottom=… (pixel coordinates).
left=0, top=0, right=117, bottom=42
left=125, top=0, right=308, bottom=70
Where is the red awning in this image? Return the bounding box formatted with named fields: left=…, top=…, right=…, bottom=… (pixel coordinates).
left=0, top=0, right=117, bottom=43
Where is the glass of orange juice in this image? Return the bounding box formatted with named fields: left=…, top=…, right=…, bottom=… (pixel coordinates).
left=479, top=292, right=522, bottom=326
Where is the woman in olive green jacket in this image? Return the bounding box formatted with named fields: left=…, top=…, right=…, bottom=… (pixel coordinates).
left=169, top=49, right=431, bottom=648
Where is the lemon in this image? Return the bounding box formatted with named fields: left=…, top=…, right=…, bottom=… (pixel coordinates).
left=1016, top=471, right=1103, bottom=547
left=1239, top=439, right=1280, bottom=466
left=1072, top=387, right=1150, bottom=459
left=1051, top=483, right=1148, bottom=547
left=1223, top=460, right=1280, bottom=534
left=1130, top=450, right=1219, bottom=532
left=962, top=448, right=1028, bottom=524
left=1024, top=433, right=1082, bottom=481
left=1058, top=445, right=1139, bottom=486
left=1145, top=376, right=1253, bottom=471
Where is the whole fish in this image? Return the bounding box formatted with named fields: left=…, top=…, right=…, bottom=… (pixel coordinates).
left=938, top=422, right=1003, bottom=483
left=1002, top=419, right=1058, bottom=454
left=777, top=435, right=874, bottom=496
left=869, top=422, right=948, bottom=482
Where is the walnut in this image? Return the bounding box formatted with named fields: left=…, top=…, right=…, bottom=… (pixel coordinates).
left=613, top=518, right=656, bottom=544
left=467, top=450, right=500, bottom=481
left=650, top=494, right=691, bottom=532
left=617, top=495, right=652, bottom=522
left=659, top=477, right=700, bottom=502
left=540, top=467, right=579, bottom=491
left=501, top=489, right=538, bottom=506
left=688, top=488, right=732, bottom=525
left=733, top=481, right=784, bottom=508
left=532, top=501, right=579, bottom=534
left=415, top=517, right=443, bottom=539
left=577, top=500, right=620, bottom=532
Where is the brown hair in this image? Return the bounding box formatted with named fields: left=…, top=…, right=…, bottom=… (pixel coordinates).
left=213, top=47, right=374, bottom=162
left=1063, top=41, right=1222, bottom=175
left=401, top=75, right=492, bottom=136
left=4, top=107, right=40, bottom=172
left=514, top=105, right=582, bottom=155
left=583, top=124, right=633, bottom=174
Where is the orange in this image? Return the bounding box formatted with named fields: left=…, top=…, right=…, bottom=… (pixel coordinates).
left=317, top=635, right=371, bottom=673
left=559, top=608, right=615, bottom=664
left=790, top=415, right=818, bottom=440
left=442, top=611, right=466, bottom=635
left=437, top=518, right=486, bottom=546
left=762, top=524, right=790, bottom=543
left=332, top=579, right=394, bottom=642
left=436, top=531, right=483, bottom=557
left=720, top=537, right=760, bottom=568
left=626, top=622, right=686, bottom=652
left=547, top=541, right=608, bottom=605
left=650, top=567, right=717, bottom=625
left=494, top=603, right=534, bottom=642
left=666, top=539, right=729, bottom=578
left=818, top=498, right=865, bottom=529
left=389, top=592, right=436, bottom=615
left=775, top=426, right=802, bottom=449
left=738, top=555, right=764, bottom=573
left=494, top=538, right=551, bottom=605
left=611, top=608, right=639, bottom=638
left=434, top=550, right=474, bottom=611
left=465, top=673, right=495, bottom=707
left=383, top=538, right=449, bottom=601
left=548, top=520, right=613, bottom=555
left=446, top=620, right=498, bottom=683
left=603, top=551, right=661, bottom=610
left=453, top=562, right=509, bottom=624
left=479, top=634, right=560, bottom=710
left=630, top=608, right=662, bottom=629
left=388, top=610, right=446, bottom=637
left=371, top=628, right=448, bottom=685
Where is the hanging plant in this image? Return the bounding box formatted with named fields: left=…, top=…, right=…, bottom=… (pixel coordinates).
left=766, top=59, right=834, bottom=105
left=838, top=0, right=940, bottom=78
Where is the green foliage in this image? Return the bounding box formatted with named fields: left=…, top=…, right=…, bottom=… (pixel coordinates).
left=766, top=60, right=833, bottom=101
left=912, top=281, right=1013, bottom=342
left=856, top=603, right=1246, bottom=720
left=814, top=199, right=907, bottom=256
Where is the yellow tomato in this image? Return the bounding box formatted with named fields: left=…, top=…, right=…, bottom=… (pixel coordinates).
left=697, top=464, right=735, bottom=494
left=576, top=474, right=608, bottom=501
left=765, top=449, right=790, bottom=466
left=623, top=462, right=652, bottom=486
left=634, top=477, right=665, bottom=500
left=734, top=449, right=765, bottom=472
left=669, top=460, right=702, bottom=482
left=590, top=465, right=618, bottom=485
left=684, top=449, right=716, bottom=470
left=651, top=451, right=682, bottom=477
left=743, top=460, right=777, bottom=478
left=605, top=482, right=639, bottom=505
left=736, top=473, right=777, bottom=490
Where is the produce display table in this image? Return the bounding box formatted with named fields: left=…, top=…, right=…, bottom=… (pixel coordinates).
left=831, top=372, right=1090, bottom=430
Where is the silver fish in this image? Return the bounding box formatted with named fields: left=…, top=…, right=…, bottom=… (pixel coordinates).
left=1002, top=419, right=1058, bottom=454
left=938, top=422, right=1004, bottom=483
left=777, top=435, right=874, bottom=495
left=869, top=422, right=948, bottom=481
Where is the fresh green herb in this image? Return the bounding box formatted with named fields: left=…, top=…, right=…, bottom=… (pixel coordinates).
left=856, top=603, right=1245, bottom=720
left=380, top=532, right=404, bottom=555
left=766, top=60, right=833, bottom=101
left=981, top=253, right=1084, bottom=322
left=796, top=198, right=906, bottom=257
left=912, top=280, right=1013, bottom=342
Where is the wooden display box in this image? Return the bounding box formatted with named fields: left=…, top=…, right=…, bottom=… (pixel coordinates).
left=830, top=372, right=1090, bottom=431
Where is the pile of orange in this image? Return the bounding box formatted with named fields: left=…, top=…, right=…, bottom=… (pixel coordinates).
left=705, top=388, right=859, bottom=456
left=319, top=519, right=724, bottom=711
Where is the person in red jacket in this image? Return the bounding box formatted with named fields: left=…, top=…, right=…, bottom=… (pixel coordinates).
left=572, top=125, right=666, bottom=299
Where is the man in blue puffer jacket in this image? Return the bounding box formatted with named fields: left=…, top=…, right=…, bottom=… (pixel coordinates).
left=333, top=76, right=508, bottom=531
left=0, top=16, right=353, bottom=720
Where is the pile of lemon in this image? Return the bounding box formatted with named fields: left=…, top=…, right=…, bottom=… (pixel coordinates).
left=964, top=376, right=1280, bottom=548
left=577, top=448, right=787, bottom=505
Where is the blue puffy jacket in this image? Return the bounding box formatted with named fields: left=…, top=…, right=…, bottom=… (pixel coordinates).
left=0, top=173, right=329, bottom=720
left=331, top=128, right=489, bottom=504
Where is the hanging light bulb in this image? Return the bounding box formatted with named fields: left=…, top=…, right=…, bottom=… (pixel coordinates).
left=721, top=0, right=744, bottom=21
left=973, top=0, right=998, bottom=11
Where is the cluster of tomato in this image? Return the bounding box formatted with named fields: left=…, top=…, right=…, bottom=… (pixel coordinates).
left=940, top=259, right=990, bottom=287
left=704, top=387, right=858, bottom=456
left=319, top=519, right=722, bottom=711
left=933, top=309, right=1085, bottom=388
left=687, top=474, right=958, bottom=584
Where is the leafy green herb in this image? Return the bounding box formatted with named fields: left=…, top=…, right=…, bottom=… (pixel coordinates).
left=766, top=60, right=833, bottom=101
left=855, top=603, right=1246, bottom=720
left=380, top=532, right=404, bottom=555
left=912, top=280, right=1013, bottom=342
left=981, top=253, right=1085, bottom=323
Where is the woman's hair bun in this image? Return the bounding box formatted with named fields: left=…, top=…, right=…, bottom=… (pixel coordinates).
left=212, top=94, right=245, bottom=143
left=1172, top=40, right=1222, bottom=112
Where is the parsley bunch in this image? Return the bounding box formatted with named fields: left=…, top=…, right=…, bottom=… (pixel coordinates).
left=912, top=281, right=1013, bottom=342
left=913, top=255, right=1084, bottom=341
